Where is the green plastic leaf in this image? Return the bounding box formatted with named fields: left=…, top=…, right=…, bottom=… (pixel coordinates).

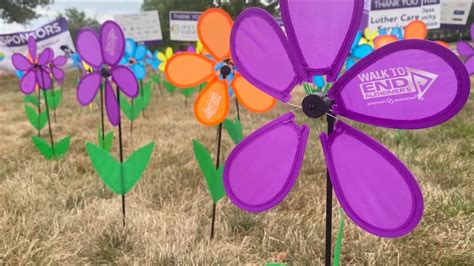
left=152, top=74, right=161, bottom=84
left=122, top=142, right=155, bottom=194
left=303, top=82, right=319, bottom=95
left=23, top=95, right=39, bottom=107
left=163, top=80, right=176, bottom=93
left=97, top=128, right=114, bottom=152
left=45, top=89, right=63, bottom=110
left=181, top=87, right=196, bottom=97
left=86, top=142, right=154, bottom=195
left=119, top=94, right=143, bottom=121
left=142, top=81, right=153, bottom=109
left=24, top=105, right=47, bottom=130
left=223, top=118, right=244, bottom=145
left=323, top=83, right=332, bottom=94
left=192, top=140, right=225, bottom=203
left=333, top=209, right=345, bottom=266
left=32, top=136, right=53, bottom=160
left=54, top=135, right=71, bottom=158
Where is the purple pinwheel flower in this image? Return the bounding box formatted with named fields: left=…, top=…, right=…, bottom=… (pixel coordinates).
left=12, top=36, right=53, bottom=94
left=45, top=50, right=67, bottom=85
left=223, top=1, right=470, bottom=239
left=456, top=23, right=474, bottom=74
left=75, top=20, right=138, bottom=126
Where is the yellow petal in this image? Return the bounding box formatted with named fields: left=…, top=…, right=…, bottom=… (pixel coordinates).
left=364, top=28, right=379, bottom=41
left=159, top=62, right=166, bottom=72
left=157, top=52, right=167, bottom=62
left=166, top=47, right=173, bottom=59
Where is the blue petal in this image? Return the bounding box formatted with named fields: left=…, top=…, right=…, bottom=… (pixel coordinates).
left=313, top=75, right=325, bottom=89
left=119, top=56, right=129, bottom=65
left=125, top=38, right=136, bottom=57
left=346, top=57, right=356, bottom=70
left=351, top=31, right=363, bottom=51
left=132, top=63, right=146, bottom=80
left=391, top=27, right=403, bottom=39
left=16, top=70, right=24, bottom=78
left=135, top=45, right=147, bottom=61
left=352, top=44, right=373, bottom=59
left=152, top=60, right=159, bottom=70
left=379, top=28, right=388, bottom=35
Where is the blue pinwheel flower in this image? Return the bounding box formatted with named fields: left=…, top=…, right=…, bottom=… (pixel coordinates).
left=121, top=38, right=147, bottom=80
left=146, top=50, right=162, bottom=70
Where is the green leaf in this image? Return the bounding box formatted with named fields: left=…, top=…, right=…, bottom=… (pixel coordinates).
left=223, top=118, right=244, bottom=145
left=32, top=136, right=54, bottom=160
left=86, top=142, right=154, bottom=195
left=98, top=128, right=114, bottom=152
left=122, top=142, right=155, bottom=194
left=23, top=95, right=39, bottom=107
left=45, top=89, right=63, bottom=110
left=119, top=94, right=142, bottom=121
left=54, top=135, right=71, bottom=158
left=181, top=87, right=195, bottom=97
left=152, top=74, right=161, bottom=84
left=24, top=105, right=47, bottom=130
left=192, top=140, right=225, bottom=203
left=142, top=81, right=153, bottom=109
left=323, top=83, right=332, bottom=94
left=333, top=209, right=345, bottom=266
left=303, top=82, right=319, bottom=95
left=163, top=80, right=176, bottom=93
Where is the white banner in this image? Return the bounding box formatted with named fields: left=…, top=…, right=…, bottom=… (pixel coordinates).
left=114, top=11, right=163, bottom=44
left=0, top=17, right=76, bottom=76
left=169, top=11, right=201, bottom=41
left=366, top=0, right=442, bottom=30
left=441, top=0, right=473, bottom=25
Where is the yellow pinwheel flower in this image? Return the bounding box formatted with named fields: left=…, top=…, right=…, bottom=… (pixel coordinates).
left=157, top=47, right=174, bottom=72
left=359, top=28, right=379, bottom=48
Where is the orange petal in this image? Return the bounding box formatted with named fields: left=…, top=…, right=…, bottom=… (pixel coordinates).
left=404, top=20, right=427, bottom=40
left=194, top=79, right=229, bottom=126
left=165, top=52, right=215, bottom=88
left=232, top=74, right=276, bottom=113
left=374, top=35, right=399, bottom=49
left=197, top=8, right=233, bottom=61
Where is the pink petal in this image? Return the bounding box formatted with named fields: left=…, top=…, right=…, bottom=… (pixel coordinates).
left=20, top=70, right=37, bottom=94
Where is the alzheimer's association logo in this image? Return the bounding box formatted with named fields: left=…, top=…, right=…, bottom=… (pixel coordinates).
left=359, top=67, right=438, bottom=105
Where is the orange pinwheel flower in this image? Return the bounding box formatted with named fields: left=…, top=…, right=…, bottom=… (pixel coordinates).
left=165, top=8, right=276, bottom=126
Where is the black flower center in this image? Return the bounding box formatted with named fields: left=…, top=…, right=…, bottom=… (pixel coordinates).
left=101, top=67, right=111, bottom=78
left=301, top=94, right=331, bottom=119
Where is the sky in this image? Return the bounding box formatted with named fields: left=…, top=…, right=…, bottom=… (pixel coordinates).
left=1, top=0, right=143, bottom=34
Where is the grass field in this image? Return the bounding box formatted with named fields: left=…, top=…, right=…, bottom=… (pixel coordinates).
left=0, top=70, right=473, bottom=265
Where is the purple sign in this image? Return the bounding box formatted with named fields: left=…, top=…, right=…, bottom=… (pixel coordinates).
left=0, top=18, right=69, bottom=48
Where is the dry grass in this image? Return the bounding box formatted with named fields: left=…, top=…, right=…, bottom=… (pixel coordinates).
left=0, top=71, right=473, bottom=265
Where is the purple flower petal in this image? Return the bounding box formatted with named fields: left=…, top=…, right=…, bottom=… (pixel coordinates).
left=20, top=70, right=37, bottom=94
left=231, top=8, right=298, bottom=102
left=100, top=21, right=125, bottom=66
left=38, top=48, right=53, bottom=66
left=105, top=79, right=120, bottom=126
left=224, top=113, right=310, bottom=212
left=464, top=55, right=474, bottom=75
left=52, top=67, right=65, bottom=81
left=456, top=41, right=474, bottom=58
left=12, top=53, right=32, bottom=71
left=28, top=36, right=37, bottom=61
left=76, top=28, right=103, bottom=69
left=320, top=121, right=423, bottom=237
left=111, top=65, right=138, bottom=98
left=54, top=55, right=67, bottom=66
left=77, top=72, right=101, bottom=106
left=36, top=69, right=51, bottom=89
